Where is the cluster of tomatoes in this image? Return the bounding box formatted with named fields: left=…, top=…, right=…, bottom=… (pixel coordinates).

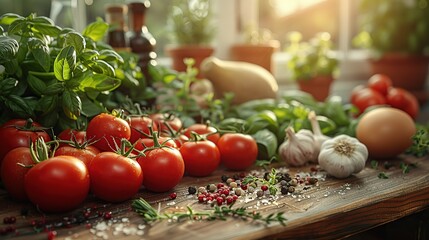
left=0, top=112, right=258, bottom=213
left=350, top=74, right=419, bottom=119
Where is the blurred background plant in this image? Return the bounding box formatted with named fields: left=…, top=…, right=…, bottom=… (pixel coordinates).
left=353, top=0, right=429, bottom=57
left=285, top=31, right=339, bottom=81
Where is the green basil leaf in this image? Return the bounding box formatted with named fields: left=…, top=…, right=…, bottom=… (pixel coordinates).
left=82, top=18, right=109, bottom=42
left=44, top=82, right=65, bottom=95
left=62, top=89, right=81, bottom=120
left=32, top=16, right=55, bottom=25
left=4, top=95, right=34, bottom=118
left=88, top=60, right=115, bottom=76
left=217, top=117, right=247, bottom=132
left=0, top=13, right=23, bottom=25
left=282, top=90, right=319, bottom=109
left=27, top=74, right=46, bottom=96
left=16, top=40, right=28, bottom=63
left=37, top=95, right=58, bottom=114
left=0, top=36, right=19, bottom=61
left=252, top=129, right=278, bottom=160
left=31, top=23, right=61, bottom=37
left=323, top=95, right=350, bottom=127
left=7, top=19, right=28, bottom=35
left=79, top=49, right=99, bottom=61
left=38, top=110, right=59, bottom=129
left=80, top=94, right=104, bottom=117
left=79, top=73, right=121, bottom=92
left=246, top=110, right=279, bottom=135
left=28, top=38, right=50, bottom=72
left=65, top=32, right=86, bottom=54
left=54, top=45, right=76, bottom=81
left=0, top=78, right=18, bottom=95
left=99, top=49, right=124, bottom=63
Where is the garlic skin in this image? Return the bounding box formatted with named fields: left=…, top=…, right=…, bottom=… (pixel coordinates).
left=318, top=135, right=368, bottom=179
left=278, top=127, right=316, bottom=166
left=308, top=111, right=330, bottom=163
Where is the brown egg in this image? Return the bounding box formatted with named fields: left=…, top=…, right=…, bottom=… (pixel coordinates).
left=356, top=107, right=416, bottom=159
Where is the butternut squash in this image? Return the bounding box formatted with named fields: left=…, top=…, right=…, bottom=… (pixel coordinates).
left=200, top=57, right=279, bottom=105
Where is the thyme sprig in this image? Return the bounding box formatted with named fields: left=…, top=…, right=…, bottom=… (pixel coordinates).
left=406, top=128, right=429, bottom=157
left=242, top=168, right=279, bottom=195
left=132, top=198, right=287, bottom=226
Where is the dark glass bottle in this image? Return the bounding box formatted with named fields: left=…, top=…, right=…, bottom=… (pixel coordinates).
left=127, top=1, right=157, bottom=85
left=105, top=4, right=128, bottom=49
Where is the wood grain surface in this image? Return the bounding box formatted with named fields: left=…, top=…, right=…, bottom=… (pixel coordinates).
left=1, top=154, right=428, bottom=240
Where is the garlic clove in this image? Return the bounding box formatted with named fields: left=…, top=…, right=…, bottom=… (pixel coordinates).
left=278, top=127, right=316, bottom=167
left=308, top=111, right=331, bottom=162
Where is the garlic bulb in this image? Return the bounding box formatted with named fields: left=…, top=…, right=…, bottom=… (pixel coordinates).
left=308, top=111, right=331, bottom=162
left=318, top=135, right=368, bottom=178
left=278, top=127, right=316, bottom=166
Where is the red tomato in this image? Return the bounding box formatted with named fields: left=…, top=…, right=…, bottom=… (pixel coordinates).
left=1, top=147, right=33, bottom=201
left=25, top=156, right=90, bottom=213
left=171, top=134, right=189, bottom=148
left=217, top=133, right=258, bottom=171
left=350, top=87, right=387, bottom=115
left=180, top=140, right=220, bottom=177
left=183, top=123, right=220, bottom=144
left=386, top=87, right=419, bottom=119
left=54, top=145, right=100, bottom=168
left=349, top=84, right=365, bottom=104
left=128, top=116, right=158, bottom=143
left=367, top=74, right=393, bottom=96
left=137, top=147, right=184, bottom=192
left=57, top=128, right=87, bottom=146
left=149, top=113, right=183, bottom=133
left=0, top=119, right=51, bottom=168
left=86, top=113, right=131, bottom=152
left=89, top=152, right=143, bottom=202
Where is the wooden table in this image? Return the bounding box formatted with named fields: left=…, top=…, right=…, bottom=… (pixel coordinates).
left=1, top=153, right=429, bottom=240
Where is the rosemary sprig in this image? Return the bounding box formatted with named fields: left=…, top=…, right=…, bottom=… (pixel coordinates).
left=132, top=198, right=287, bottom=226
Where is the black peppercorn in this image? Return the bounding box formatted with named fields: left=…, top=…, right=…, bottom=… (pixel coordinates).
left=188, top=186, right=197, bottom=195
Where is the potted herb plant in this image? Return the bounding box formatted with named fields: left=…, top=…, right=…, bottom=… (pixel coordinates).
left=353, top=0, right=429, bottom=100
left=165, top=0, right=215, bottom=77
left=230, top=27, right=280, bottom=73
left=285, top=31, right=339, bottom=101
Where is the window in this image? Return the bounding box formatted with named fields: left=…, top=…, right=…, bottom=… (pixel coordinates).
left=0, top=0, right=369, bottom=81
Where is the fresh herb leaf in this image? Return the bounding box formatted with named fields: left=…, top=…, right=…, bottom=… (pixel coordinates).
left=54, top=45, right=76, bottom=81
left=132, top=198, right=287, bottom=226
left=406, top=129, right=429, bottom=157
left=82, top=18, right=109, bottom=42
left=378, top=172, right=389, bottom=179
left=400, top=162, right=417, bottom=174
left=370, top=160, right=378, bottom=169
left=62, top=89, right=81, bottom=120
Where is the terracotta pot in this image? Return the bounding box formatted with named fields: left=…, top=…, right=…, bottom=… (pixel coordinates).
left=230, top=41, right=280, bottom=73
left=370, top=53, right=429, bottom=101
left=166, top=45, right=214, bottom=78
left=297, top=76, right=334, bottom=102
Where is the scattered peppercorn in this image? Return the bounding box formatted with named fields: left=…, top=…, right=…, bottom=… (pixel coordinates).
left=170, top=192, right=177, bottom=200
left=188, top=186, right=197, bottom=195
left=103, top=212, right=112, bottom=220
left=3, top=216, right=16, bottom=224
left=221, top=175, right=229, bottom=182
left=281, top=186, right=289, bottom=195
left=47, top=230, right=57, bottom=240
